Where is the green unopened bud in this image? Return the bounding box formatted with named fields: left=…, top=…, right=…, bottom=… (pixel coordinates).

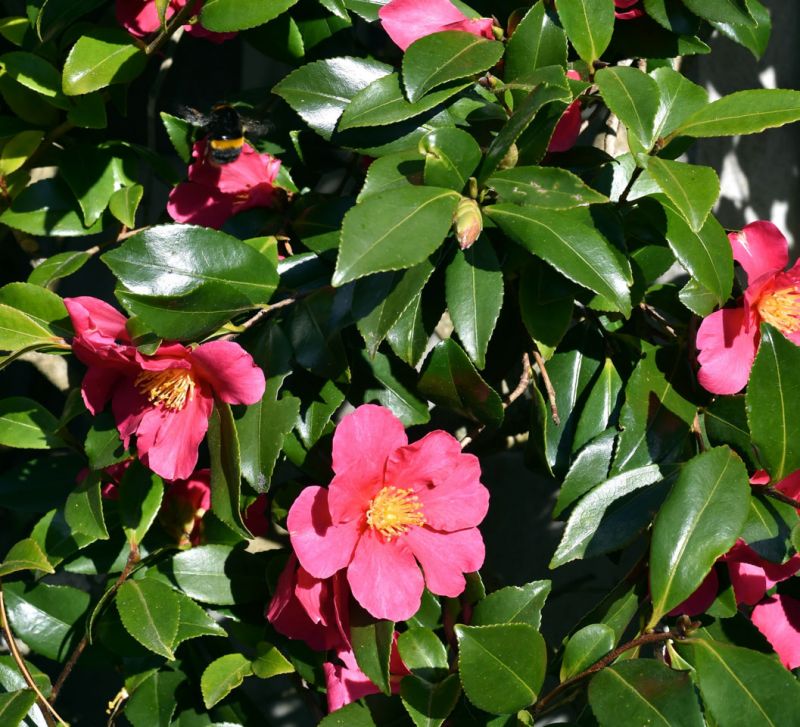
left=492, top=24, right=505, bottom=42
left=498, top=143, right=518, bottom=170
left=453, top=197, right=482, bottom=250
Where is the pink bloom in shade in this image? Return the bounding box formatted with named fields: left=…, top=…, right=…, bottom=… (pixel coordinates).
left=751, top=595, right=800, bottom=669
left=696, top=221, right=800, bottom=395
left=159, top=469, right=211, bottom=546
left=64, top=296, right=265, bottom=481
left=615, top=0, right=645, bottom=19
left=287, top=404, right=489, bottom=622
left=548, top=70, right=583, bottom=154
left=115, top=0, right=236, bottom=43
left=167, top=140, right=281, bottom=229
left=378, top=0, right=494, bottom=52
left=267, top=555, right=350, bottom=652
left=243, top=494, right=270, bottom=538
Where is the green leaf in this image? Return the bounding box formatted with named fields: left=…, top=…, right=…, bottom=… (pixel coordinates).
left=445, top=237, right=503, bottom=368
left=273, top=57, right=391, bottom=140
left=681, top=0, right=755, bottom=25
left=418, top=339, right=504, bottom=426
left=704, top=395, right=756, bottom=469
left=338, top=74, right=468, bottom=131
left=504, top=2, right=567, bottom=83
left=0, top=282, right=70, bottom=338
left=103, top=224, right=278, bottom=340
left=387, top=286, right=440, bottom=368
left=333, top=186, right=459, bottom=285
left=560, top=624, right=615, bottom=681
left=109, top=184, right=143, bottom=229
left=675, top=89, right=800, bottom=138
left=62, top=29, right=147, bottom=95
left=28, top=250, right=90, bottom=287
left=554, top=429, right=616, bottom=517
left=0, top=538, right=54, bottom=576
left=351, top=606, right=394, bottom=695
left=472, top=581, right=551, bottom=630
left=252, top=642, right=294, bottom=679
left=398, top=628, right=449, bottom=682
left=319, top=702, right=376, bottom=726
left=65, top=473, right=108, bottom=540
left=588, top=660, right=704, bottom=727
left=746, top=324, right=800, bottom=482
left=208, top=403, right=250, bottom=539
left=557, top=0, right=615, bottom=65
left=119, top=463, right=164, bottom=548
left=402, top=32, right=504, bottom=103
left=401, top=673, right=461, bottom=727
left=595, top=66, right=660, bottom=151
left=573, top=358, right=623, bottom=454
left=0, top=52, right=61, bottom=98
left=649, top=447, right=750, bottom=626
left=677, top=638, right=800, bottom=726
left=172, top=590, right=226, bottom=645
left=742, top=494, right=798, bottom=564
left=159, top=111, right=193, bottom=162
left=486, top=205, right=632, bottom=316
left=0, top=397, right=61, bottom=449
left=518, top=260, right=575, bottom=360
left=59, top=145, right=117, bottom=226
left=200, top=0, right=299, bottom=31
left=711, top=0, right=770, bottom=60
left=358, top=150, right=424, bottom=202
left=0, top=690, right=37, bottom=726
left=364, top=349, right=431, bottom=426
left=455, top=624, right=546, bottom=714
left=651, top=66, right=709, bottom=139
left=200, top=653, right=253, bottom=708
left=420, top=127, right=482, bottom=192
left=116, top=578, right=180, bottom=659
left=550, top=465, right=663, bottom=568
left=0, top=129, right=43, bottom=175
left=487, top=166, right=609, bottom=209
left=84, top=412, right=126, bottom=469
left=647, top=158, right=719, bottom=232
left=125, top=670, right=184, bottom=727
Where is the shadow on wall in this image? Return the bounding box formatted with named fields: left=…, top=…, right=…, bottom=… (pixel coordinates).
left=684, top=0, right=800, bottom=251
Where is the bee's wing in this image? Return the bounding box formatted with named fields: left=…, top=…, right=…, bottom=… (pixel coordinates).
left=176, top=105, right=210, bottom=129
left=240, top=115, right=273, bottom=138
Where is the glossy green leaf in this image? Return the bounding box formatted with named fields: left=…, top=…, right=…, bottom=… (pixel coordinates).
left=65, top=473, right=108, bottom=540
left=201, top=653, right=253, bottom=708
left=273, top=57, right=391, bottom=140
left=573, top=359, right=623, bottom=454
left=252, top=642, right=294, bottom=679
left=173, top=590, right=226, bottom=645
left=0, top=129, right=42, bottom=175
left=319, top=702, right=377, bottom=726
left=420, top=128, right=482, bottom=192
left=159, top=111, right=193, bottom=162
left=103, top=224, right=278, bottom=340
left=398, top=628, right=448, bottom=682
left=595, top=66, right=661, bottom=150
left=116, top=578, right=180, bottom=659
left=649, top=447, right=750, bottom=626
left=125, top=670, right=184, bottom=727
left=418, top=339, right=504, bottom=426
left=0, top=690, right=36, bottom=726
left=60, top=146, right=117, bottom=227
left=357, top=150, right=424, bottom=202
left=208, top=403, right=250, bottom=539
left=588, top=660, right=704, bottom=727
left=84, top=412, right=127, bottom=469
left=647, top=158, right=719, bottom=232
left=560, top=624, right=615, bottom=680
left=363, top=349, right=431, bottom=426
left=742, top=494, right=798, bottom=563
left=704, top=395, right=756, bottom=468
left=334, top=186, right=459, bottom=285
left=387, top=286, right=441, bottom=368
left=118, top=464, right=164, bottom=548
left=0, top=538, right=54, bottom=576
left=504, top=3, right=567, bottom=82
left=486, top=205, right=631, bottom=316
left=518, top=260, right=575, bottom=360
left=402, top=32, right=503, bottom=103
left=746, top=325, right=800, bottom=482
left=351, top=606, right=394, bottom=695
left=554, top=429, right=617, bottom=517
left=62, top=29, right=146, bottom=95
left=0, top=397, right=61, bottom=449
left=651, top=66, right=709, bottom=139
left=200, top=0, right=299, bottom=31
left=678, top=638, right=800, bottom=726
left=681, top=0, right=754, bottom=25
left=675, top=89, right=800, bottom=138
left=557, top=0, right=615, bottom=64
left=28, top=250, right=90, bottom=287
left=401, top=673, right=461, bottom=727
left=487, top=166, right=608, bottom=209
left=0, top=52, right=61, bottom=98
left=711, top=0, right=770, bottom=60
left=455, top=624, right=546, bottom=714
left=472, top=581, right=551, bottom=630
left=109, top=184, right=143, bottom=229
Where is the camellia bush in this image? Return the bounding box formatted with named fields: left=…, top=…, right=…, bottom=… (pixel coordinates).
left=3, top=0, right=800, bottom=724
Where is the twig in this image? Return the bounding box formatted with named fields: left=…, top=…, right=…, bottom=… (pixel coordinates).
left=218, top=297, right=298, bottom=341
left=619, top=166, right=644, bottom=204
left=503, top=353, right=532, bottom=409
left=764, top=487, right=800, bottom=510
left=533, top=621, right=697, bottom=717
left=532, top=350, right=560, bottom=425
left=0, top=580, right=65, bottom=726
left=144, top=2, right=196, bottom=56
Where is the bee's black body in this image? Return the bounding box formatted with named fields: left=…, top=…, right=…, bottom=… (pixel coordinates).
left=180, top=103, right=254, bottom=165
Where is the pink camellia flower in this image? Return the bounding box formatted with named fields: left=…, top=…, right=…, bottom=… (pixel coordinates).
left=243, top=494, right=270, bottom=538
left=696, top=221, right=800, bottom=395
left=751, top=595, right=800, bottom=669
left=167, top=140, right=281, bottom=229
left=65, top=296, right=265, bottom=481
left=548, top=70, right=583, bottom=153
left=159, top=469, right=211, bottom=546
left=116, top=0, right=235, bottom=43
left=378, top=0, right=494, bottom=52
left=287, top=404, right=489, bottom=621
left=615, top=0, right=645, bottom=19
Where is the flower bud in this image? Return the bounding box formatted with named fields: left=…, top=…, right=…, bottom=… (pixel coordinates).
left=453, top=197, right=482, bottom=250
left=498, top=143, right=518, bottom=170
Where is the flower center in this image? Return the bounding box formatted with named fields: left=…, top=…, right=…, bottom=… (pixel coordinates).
left=135, top=368, right=196, bottom=411
left=366, top=486, right=425, bottom=540
left=757, top=285, right=800, bottom=335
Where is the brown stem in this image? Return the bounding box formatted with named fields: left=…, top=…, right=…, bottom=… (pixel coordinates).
left=764, top=487, right=800, bottom=510
left=0, top=580, right=66, bottom=726
left=144, top=2, right=196, bottom=55
left=534, top=623, right=696, bottom=717
left=532, top=350, right=560, bottom=425
left=503, top=353, right=532, bottom=409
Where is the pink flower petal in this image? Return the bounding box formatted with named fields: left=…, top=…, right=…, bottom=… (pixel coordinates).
left=440, top=17, right=495, bottom=39
left=65, top=296, right=130, bottom=342
left=378, top=0, right=480, bottom=51
left=385, top=430, right=461, bottom=488
left=415, top=452, right=489, bottom=531
left=190, top=340, right=265, bottom=405
left=667, top=568, right=719, bottom=616
left=328, top=405, right=407, bottom=523
left=727, top=559, right=768, bottom=606
left=729, top=221, right=789, bottom=286
left=404, top=526, right=484, bottom=598
left=548, top=100, right=582, bottom=153
left=116, top=0, right=184, bottom=37
left=166, top=180, right=235, bottom=229
left=323, top=661, right=380, bottom=712
left=168, top=469, right=211, bottom=511
left=295, top=566, right=330, bottom=626
left=751, top=595, right=800, bottom=669
left=288, top=487, right=361, bottom=579
left=347, top=529, right=424, bottom=621
left=696, top=306, right=759, bottom=395
left=776, top=470, right=800, bottom=500
left=111, top=378, right=149, bottom=449
left=81, top=366, right=125, bottom=416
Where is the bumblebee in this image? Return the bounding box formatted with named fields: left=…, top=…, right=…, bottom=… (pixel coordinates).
left=180, top=103, right=265, bottom=165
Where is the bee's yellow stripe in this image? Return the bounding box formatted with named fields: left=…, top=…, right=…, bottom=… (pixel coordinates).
left=209, top=137, right=243, bottom=150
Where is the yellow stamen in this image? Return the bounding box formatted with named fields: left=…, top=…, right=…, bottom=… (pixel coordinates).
left=757, top=286, right=800, bottom=335
left=366, top=486, right=425, bottom=540
left=135, top=368, right=195, bottom=411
